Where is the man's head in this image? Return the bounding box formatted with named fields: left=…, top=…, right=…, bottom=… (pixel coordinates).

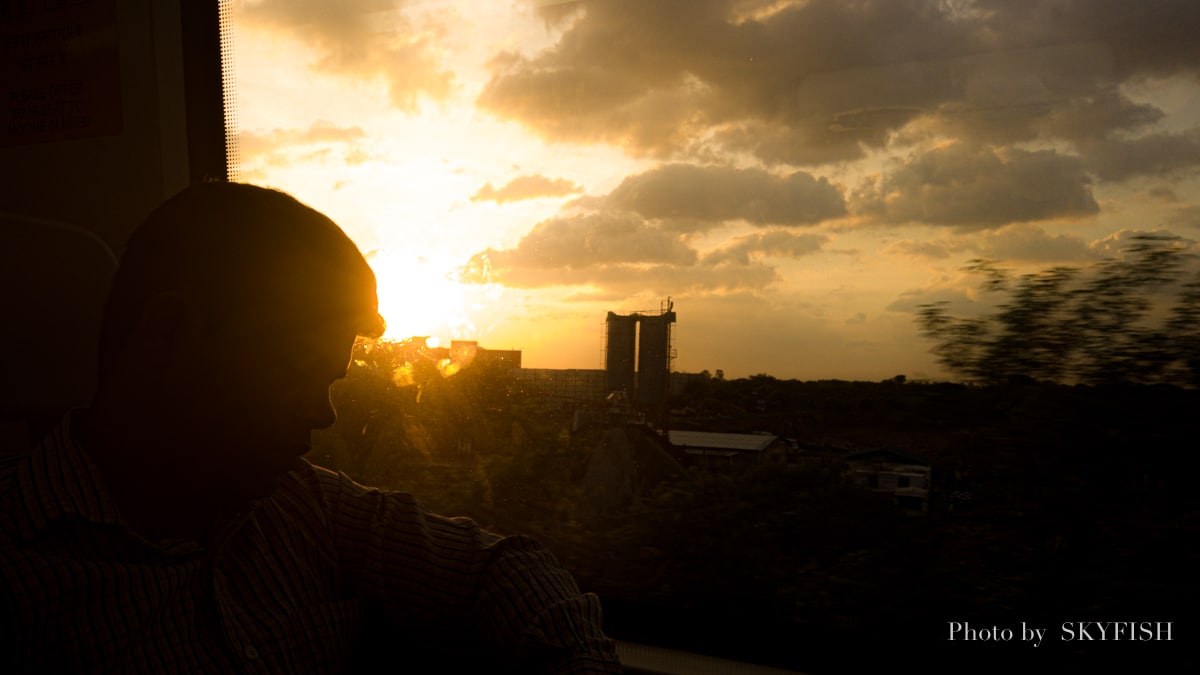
left=95, top=182, right=385, bottom=500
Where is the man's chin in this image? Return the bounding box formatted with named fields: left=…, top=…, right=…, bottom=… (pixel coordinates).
left=281, top=454, right=308, bottom=473
left=227, top=461, right=304, bottom=502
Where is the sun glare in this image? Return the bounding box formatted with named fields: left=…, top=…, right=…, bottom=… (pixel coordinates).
left=370, top=251, right=473, bottom=343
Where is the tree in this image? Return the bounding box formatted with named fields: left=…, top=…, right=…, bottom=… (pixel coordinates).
left=916, top=232, right=1200, bottom=387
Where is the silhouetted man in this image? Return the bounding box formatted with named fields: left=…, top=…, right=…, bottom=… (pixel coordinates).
left=0, top=182, right=621, bottom=673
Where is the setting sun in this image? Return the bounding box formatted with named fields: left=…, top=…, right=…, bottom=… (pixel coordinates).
left=369, top=250, right=472, bottom=343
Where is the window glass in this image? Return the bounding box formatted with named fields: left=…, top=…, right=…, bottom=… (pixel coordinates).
left=226, top=1, right=1198, bottom=670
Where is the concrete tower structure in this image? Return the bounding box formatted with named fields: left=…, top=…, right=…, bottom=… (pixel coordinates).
left=604, top=312, right=638, bottom=396
left=604, top=303, right=676, bottom=406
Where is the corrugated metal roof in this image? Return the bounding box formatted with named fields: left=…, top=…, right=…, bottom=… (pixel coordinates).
left=669, top=431, right=777, bottom=452
left=844, top=447, right=931, bottom=465
left=682, top=448, right=740, bottom=458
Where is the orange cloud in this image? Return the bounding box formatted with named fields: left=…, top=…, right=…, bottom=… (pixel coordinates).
left=471, top=174, right=584, bottom=203
left=238, top=121, right=372, bottom=168
left=238, top=0, right=455, bottom=111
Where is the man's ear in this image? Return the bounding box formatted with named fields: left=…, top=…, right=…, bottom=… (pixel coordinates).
left=128, top=291, right=203, bottom=374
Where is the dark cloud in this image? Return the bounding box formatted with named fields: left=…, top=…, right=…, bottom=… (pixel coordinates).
left=471, top=174, right=584, bottom=203
left=469, top=211, right=696, bottom=272
left=607, top=164, right=845, bottom=227
left=480, top=0, right=971, bottom=162
left=1032, top=87, right=1165, bottom=145
left=476, top=51, right=710, bottom=157
left=480, top=0, right=1200, bottom=169
left=853, top=143, right=1099, bottom=229
left=1166, top=206, right=1200, bottom=230
left=1147, top=187, right=1181, bottom=203
left=239, top=0, right=454, bottom=110
left=701, top=230, right=827, bottom=265
left=975, top=0, right=1200, bottom=80
left=1081, top=130, right=1200, bottom=182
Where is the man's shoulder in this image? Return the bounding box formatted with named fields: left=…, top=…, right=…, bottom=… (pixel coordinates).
left=277, top=460, right=363, bottom=502
left=0, top=455, right=22, bottom=540
left=0, top=453, right=29, bottom=523
left=0, top=452, right=23, bottom=484
left=270, top=460, right=423, bottom=518
left=270, top=462, right=479, bottom=545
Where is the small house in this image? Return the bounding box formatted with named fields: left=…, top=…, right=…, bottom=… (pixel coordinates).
left=845, top=447, right=932, bottom=513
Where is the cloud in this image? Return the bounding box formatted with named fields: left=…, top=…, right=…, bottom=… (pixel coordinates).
left=852, top=143, right=1099, bottom=229
left=1088, top=228, right=1199, bottom=260
left=239, top=0, right=454, bottom=110
left=238, top=120, right=370, bottom=166
left=973, top=224, right=1095, bottom=263
left=1166, top=206, right=1200, bottom=230
left=975, top=0, right=1200, bottom=80
left=1147, top=187, right=1181, bottom=203
left=1081, top=130, right=1200, bottom=182
left=532, top=0, right=586, bottom=28
left=886, top=284, right=984, bottom=315
left=479, top=0, right=1200, bottom=168
left=470, top=210, right=697, bottom=272
left=884, top=239, right=953, bottom=260
left=701, top=230, right=827, bottom=265
left=480, top=0, right=973, bottom=163
left=459, top=161, right=842, bottom=295
left=607, top=164, right=845, bottom=227
left=887, top=224, right=1095, bottom=264
left=468, top=260, right=779, bottom=295
left=471, top=174, right=584, bottom=203
left=888, top=227, right=1199, bottom=320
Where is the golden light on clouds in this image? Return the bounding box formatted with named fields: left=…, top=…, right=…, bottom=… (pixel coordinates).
left=229, top=0, right=1200, bottom=380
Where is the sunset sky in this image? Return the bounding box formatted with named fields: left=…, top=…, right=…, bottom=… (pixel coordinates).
left=226, top=0, right=1200, bottom=381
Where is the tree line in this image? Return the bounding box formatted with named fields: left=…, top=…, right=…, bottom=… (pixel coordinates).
left=916, top=232, right=1200, bottom=387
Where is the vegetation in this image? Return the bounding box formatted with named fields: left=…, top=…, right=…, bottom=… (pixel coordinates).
left=916, top=232, right=1200, bottom=387
left=310, top=340, right=1198, bottom=673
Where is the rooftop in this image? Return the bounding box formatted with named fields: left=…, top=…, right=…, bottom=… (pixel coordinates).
left=668, top=431, right=778, bottom=453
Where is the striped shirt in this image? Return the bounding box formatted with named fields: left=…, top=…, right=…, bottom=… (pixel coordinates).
left=0, top=415, right=621, bottom=673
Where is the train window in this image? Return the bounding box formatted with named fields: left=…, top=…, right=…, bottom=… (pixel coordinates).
left=222, top=1, right=1198, bottom=671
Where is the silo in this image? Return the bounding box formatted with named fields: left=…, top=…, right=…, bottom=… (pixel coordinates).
left=605, top=312, right=637, bottom=395
left=636, top=312, right=675, bottom=405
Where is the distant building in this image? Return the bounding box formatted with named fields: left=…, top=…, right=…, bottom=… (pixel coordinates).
left=845, top=447, right=931, bottom=513
left=668, top=430, right=788, bottom=469
left=424, top=340, right=521, bottom=369
left=516, top=368, right=607, bottom=402
left=605, top=313, right=637, bottom=397
left=669, top=371, right=708, bottom=395
left=635, top=313, right=673, bottom=406
left=604, top=302, right=676, bottom=406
